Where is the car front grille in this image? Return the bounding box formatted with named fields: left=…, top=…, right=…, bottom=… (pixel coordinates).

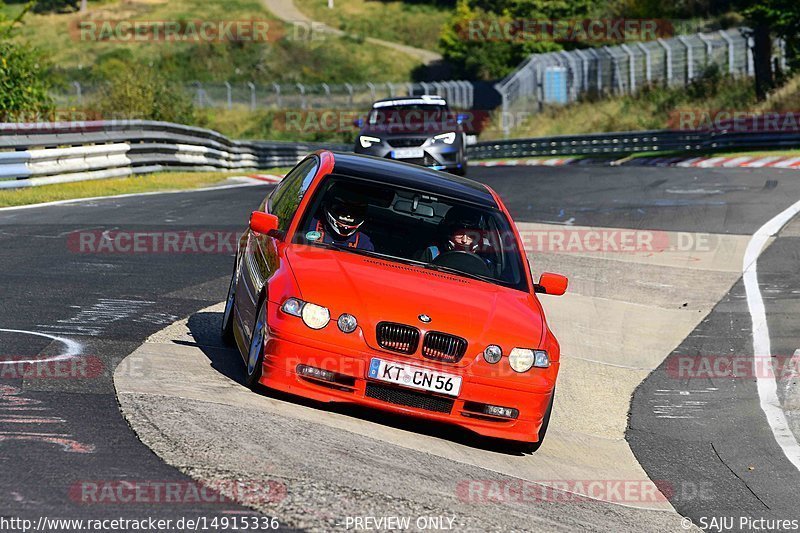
left=422, top=332, right=468, bottom=363
left=376, top=322, right=420, bottom=354
left=388, top=137, right=427, bottom=148
left=386, top=153, right=437, bottom=167
left=365, top=383, right=454, bottom=413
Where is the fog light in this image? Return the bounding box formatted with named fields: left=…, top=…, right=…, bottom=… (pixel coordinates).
left=483, top=404, right=519, bottom=419
left=297, top=365, right=335, bottom=382
left=483, top=345, right=502, bottom=364
left=337, top=313, right=358, bottom=333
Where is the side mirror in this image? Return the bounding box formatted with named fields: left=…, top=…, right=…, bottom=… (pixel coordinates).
left=353, top=118, right=364, bottom=128
left=249, top=211, right=279, bottom=235
left=534, top=272, right=568, bottom=296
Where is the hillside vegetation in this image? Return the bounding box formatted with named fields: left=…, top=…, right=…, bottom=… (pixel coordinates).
left=294, top=0, right=453, bottom=52
left=2, top=0, right=420, bottom=85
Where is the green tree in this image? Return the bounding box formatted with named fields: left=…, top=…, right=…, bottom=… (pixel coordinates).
left=440, top=1, right=558, bottom=79
left=96, top=66, right=195, bottom=123
left=440, top=0, right=600, bottom=80
left=0, top=2, right=54, bottom=121
left=737, top=0, right=800, bottom=99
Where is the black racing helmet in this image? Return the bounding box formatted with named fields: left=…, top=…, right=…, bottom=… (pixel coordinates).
left=443, top=205, right=482, bottom=253
left=325, top=197, right=367, bottom=238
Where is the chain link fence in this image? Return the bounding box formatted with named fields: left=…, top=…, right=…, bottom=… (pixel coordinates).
left=495, top=28, right=787, bottom=135
left=53, top=80, right=476, bottom=111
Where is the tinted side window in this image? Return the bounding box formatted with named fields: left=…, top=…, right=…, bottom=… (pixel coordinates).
left=269, top=158, right=319, bottom=232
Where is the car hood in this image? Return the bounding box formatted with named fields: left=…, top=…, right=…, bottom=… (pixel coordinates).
left=285, top=246, right=544, bottom=352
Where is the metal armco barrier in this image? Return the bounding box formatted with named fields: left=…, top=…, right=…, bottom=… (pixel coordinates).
left=0, top=120, right=348, bottom=189
left=3, top=119, right=800, bottom=189
left=468, top=127, right=800, bottom=160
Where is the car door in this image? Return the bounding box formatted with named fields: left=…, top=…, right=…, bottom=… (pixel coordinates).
left=236, top=157, right=320, bottom=340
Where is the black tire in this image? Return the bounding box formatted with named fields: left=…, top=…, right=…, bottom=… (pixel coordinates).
left=524, top=388, right=555, bottom=453
left=220, top=261, right=238, bottom=346
left=244, top=299, right=267, bottom=389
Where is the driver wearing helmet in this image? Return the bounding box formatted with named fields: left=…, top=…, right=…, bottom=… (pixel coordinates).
left=307, top=196, right=374, bottom=251
left=421, top=206, right=494, bottom=270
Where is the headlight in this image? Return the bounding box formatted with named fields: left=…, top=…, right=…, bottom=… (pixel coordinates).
left=337, top=313, right=358, bottom=333
left=281, top=298, right=304, bottom=317
left=483, top=345, right=502, bottom=364
left=509, top=348, right=549, bottom=372
left=281, top=298, right=330, bottom=330
left=301, top=303, right=330, bottom=330
left=433, top=132, right=456, bottom=144
left=359, top=135, right=381, bottom=148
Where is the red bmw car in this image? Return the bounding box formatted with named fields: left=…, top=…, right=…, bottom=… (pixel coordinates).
left=221, top=150, right=568, bottom=449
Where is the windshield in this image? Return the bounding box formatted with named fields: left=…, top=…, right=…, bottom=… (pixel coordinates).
left=368, top=104, right=449, bottom=125
left=293, top=175, right=529, bottom=292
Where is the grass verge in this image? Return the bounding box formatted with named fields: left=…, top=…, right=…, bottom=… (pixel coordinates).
left=0, top=170, right=288, bottom=208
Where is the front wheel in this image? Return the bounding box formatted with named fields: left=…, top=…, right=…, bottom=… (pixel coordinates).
left=245, top=300, right=267, bottom=389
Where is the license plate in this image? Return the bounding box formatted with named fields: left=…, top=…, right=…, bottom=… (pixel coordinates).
left=367, top=358, right=461, bottom=397
left=392, top=147, right=424, bottom=159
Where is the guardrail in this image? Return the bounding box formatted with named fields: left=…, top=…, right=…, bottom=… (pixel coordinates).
left=0, top=120, right=348, bottom=189
left=3, top=119, right=800, bottom=189
left=468, top=127, right=800, bottom=160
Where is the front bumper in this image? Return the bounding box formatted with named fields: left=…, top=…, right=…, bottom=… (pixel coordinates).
left=259, top=304, right=556, bottom=443
left=354, top=137, right=465, bottom=172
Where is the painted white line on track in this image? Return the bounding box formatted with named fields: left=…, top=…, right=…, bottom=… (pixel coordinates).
left=0, top=329, right=83, bottom=364
left=743, top=199, right=800, bottom=472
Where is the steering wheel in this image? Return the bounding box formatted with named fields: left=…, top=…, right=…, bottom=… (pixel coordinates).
left=430, top=251, right=492, bottom=278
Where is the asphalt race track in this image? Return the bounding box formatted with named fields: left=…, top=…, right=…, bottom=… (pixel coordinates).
left=2, top=164, right=800, bottom=531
